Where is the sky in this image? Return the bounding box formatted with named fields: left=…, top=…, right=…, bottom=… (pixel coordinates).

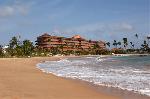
left=0, top=0, right=149, bottom=46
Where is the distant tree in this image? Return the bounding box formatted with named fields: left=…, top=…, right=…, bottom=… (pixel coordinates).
left=47, top=38, right=51, bottom=42
left=135, top=34, right=138, bottom=39
left=130, top=42, right=134, bottom=49
left=147, top=35, right=150, bottom=47
left=51, top=46, right=60, bottom=55
left=22, top=40, right=34, bottom=56
left=106, top=42, right=110, bottom=48
left=77, top=39, right=82, bottom=50
left=132, top=44, right=135, bottom=49
left=123, top=38, right=128, bottom=49
left=92, top=42, right=102, bottom=55
left=135, top=34, right=139, bottom=49
left=59, top=45, right=64, bottom=54
left=16, top=45, right=23, bottom=56
left=93, top=42, right=100, bottom=49
left=0, top=45, right=3, bottom=57
left=130, top=42, right=132, bottom=45
left=9, top=36, right=19, bottom=49
left=112, top=40, right=121, bottom=49
left=117, top=42, right=121, bottom=47
left=58, top=37, right=65, bottom=54
left=89, top=40, right=92, bottom=43
left=8, top=36, right=20, bottom=56
left=141, top=40, right=149, bottom=52
left=113, top=40, right=117, bottom=48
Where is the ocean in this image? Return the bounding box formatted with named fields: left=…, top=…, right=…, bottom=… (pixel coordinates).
left=37, top=55, right=150, bottom=97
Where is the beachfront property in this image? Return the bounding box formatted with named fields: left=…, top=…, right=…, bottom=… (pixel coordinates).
left=36, top=33, right=106, bottom=51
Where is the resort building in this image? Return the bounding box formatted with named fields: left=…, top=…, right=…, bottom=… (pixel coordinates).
left=36, top=33, right=106, bottom=51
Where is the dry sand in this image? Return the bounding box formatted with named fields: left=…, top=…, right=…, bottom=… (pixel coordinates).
left=0, top=57, right=120, bottom=99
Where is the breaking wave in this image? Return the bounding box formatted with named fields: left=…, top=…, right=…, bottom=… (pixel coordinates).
left=37, top=56, right=150, bottom=96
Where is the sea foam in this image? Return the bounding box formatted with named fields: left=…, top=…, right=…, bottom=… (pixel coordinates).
left=37, top=56, right=150, bottom=97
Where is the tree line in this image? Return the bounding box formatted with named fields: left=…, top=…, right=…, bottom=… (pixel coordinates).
left=106, top=34, right=150, bottom=54
left=0, top=36, right=108, bottom=57
left=0, top=34, right=150, bottom=58
left=0, top=36, right=34, bottom=57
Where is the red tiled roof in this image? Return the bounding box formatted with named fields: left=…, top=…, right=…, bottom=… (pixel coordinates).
left=40, top=33, right=50, bottom=37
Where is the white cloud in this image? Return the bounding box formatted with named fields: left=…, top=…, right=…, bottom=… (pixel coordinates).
left=63, top=22, right=134, bottom=35
left=0, top=1, right=32, bottom=18
left=0, top=6, right=14, bottom=17
left=65, top=23, right=105, bottom=33
left=121, top=23, right=134, bottom=30
left=110, top=23, right=134, bottom=32
left=51, top=22, right=135, bottom=40
left=15, top=4, right=30, bottom=15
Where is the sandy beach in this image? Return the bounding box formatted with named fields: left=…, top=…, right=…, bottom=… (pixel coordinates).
left=0, top=57, right=120, bottom=99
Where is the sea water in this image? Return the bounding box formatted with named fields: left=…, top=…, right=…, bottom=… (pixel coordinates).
left=37, top=55, right=150, bottom=97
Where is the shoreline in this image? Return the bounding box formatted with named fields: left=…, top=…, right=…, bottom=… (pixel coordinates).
left=59, top=75, right=150, bottom=99
left=80, top=79, right=150, bottom=99
left=37, top=56, right=150, bottom=99
left=0, top=56, right=119, bottom=99
left=111, top=54, right=150, bottom=56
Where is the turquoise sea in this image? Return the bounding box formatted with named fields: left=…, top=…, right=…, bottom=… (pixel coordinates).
left=37, top=55, right=150, bottom=97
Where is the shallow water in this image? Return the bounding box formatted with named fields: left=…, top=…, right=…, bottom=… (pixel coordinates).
left=37, top=55, right=150, bottom=97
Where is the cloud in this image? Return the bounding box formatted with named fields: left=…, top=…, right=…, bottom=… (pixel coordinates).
left=63, top=22, right=134, bottom=35
left=0, top=6, right=14, bottom=17
left=50, top=22, right=135, bottom=41
left=15, top=4, right=30, bottom=15
left=66, top=24, right=105, bottom=33
left=109, top=23, right=134, bottom=32
left=0, top=1, right=32, bottom=18
left=121, top=23, right=134, bottom=30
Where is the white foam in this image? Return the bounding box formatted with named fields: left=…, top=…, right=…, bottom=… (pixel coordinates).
left=95, top=57, right=107, bottom=62
left=36, top=57, right=150, bottom=97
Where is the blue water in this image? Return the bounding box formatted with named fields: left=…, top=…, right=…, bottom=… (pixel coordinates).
left=37, top=55, right=150, bottom=96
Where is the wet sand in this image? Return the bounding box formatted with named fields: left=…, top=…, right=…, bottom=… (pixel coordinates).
left=87, top=82, right=150, bottom=99
left=0, top=57, right=119, bottom=99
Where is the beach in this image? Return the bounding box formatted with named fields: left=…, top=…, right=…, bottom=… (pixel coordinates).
left=0, top=57, right=119, bottom=99
left=37, top=55, right=150, bottom=99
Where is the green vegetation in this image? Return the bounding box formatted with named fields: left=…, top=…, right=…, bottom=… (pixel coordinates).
left=109, top=34, right=150, bottom=54
left=112, top=40, right=121, bottom=48
left=1, top=36, right=35, bottom=58
left=0, top=45, right=4, bottom=57
left=0, top=34, right=150, bottom=58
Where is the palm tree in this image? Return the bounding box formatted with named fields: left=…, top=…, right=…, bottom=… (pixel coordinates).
left=106, top=42, right=110, bottom=48
left=113, top=40, right=118, bottom=48
left=59, top=45, right=64, bottom=54
left=0, top=45, right=3, bottom=57
left=16, top=45, right=23, bottom=56
left=0, top=45, right=2, bottom=48
left=9, top=36, right=19, bottom=49
left=92, top=42, right=100, bottom=55
left=130, top=42, right=134, bottom=49
left=113, top=40, right=121, bottom=48
left=147, top=35, right=150, bottom=47
left=93, top=42, right=100, bottom=49
left=8, top=36, right=20, bottom=56
left=58, top=37, right=65, bottom=54
left=117, top=42, right=121, bottom=48
left=135, top=34, right=139, bottom=49
left=123, top=38, right=128, bottom=49
left=141, top=40, right=149, bottom=52
left=135, top=34, right=138, bottom=39
left=47, top=38, right=51, bottom=42
left=22, top=40, right=34, bottom=56
left=89, top=40, right=92, bottom=43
